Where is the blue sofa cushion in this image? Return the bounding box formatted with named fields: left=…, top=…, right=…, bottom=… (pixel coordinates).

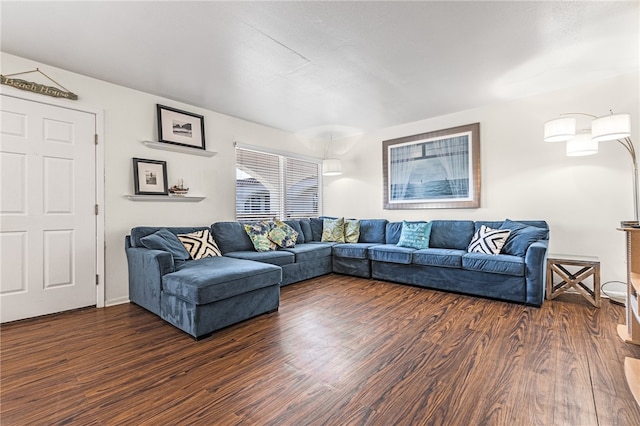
left=430, top=220, right=475, bottom=250
left=163, top=256, right=282, bottom=305
left=211, top=222, right=255, bottom=253
left=397, top=221, right=432, bottom=249
left=284, top=220, right=305, bottom=244
left=332, top=243, right=378, bottom=259
left=385, top=221, right=404, bottom=244
left=224, top=250, right=294, bottom=266
left=412, top=248, right=465, bottom=268
left=140, top=228, right=191, bottom=262
left=310, top=218, right=324, bottom=241
left=282, top=243, right=332, bottom=262
left=499, top=219, right=549, bottom=257
left=368, top=245, right=415, bottom=264
left=298, top=219, right=313, bottom=243
left=462, top=252, right=525, bottom=276
left=131, top=226, right=209, bottom=248
left=358, top=219, right=387, bottom=243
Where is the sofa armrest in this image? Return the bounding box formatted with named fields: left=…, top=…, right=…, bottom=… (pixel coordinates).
left=524, top=240, right=549, bottom=306
left=126, top=236, right=175, bottom=315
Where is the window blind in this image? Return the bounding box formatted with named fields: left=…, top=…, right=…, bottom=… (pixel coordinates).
left=236, top=146, right=321, bottom=221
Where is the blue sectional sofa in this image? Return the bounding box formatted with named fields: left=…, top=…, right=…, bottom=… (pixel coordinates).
left=126, top=218, right=549, bottom=339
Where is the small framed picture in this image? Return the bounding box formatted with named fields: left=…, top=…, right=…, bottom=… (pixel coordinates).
left=157, top=104, right=206, bottom=150
left=133, top=158, right=168, bottom=195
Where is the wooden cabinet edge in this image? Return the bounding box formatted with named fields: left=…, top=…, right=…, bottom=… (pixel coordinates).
left=624, top=357, right=640, bottom=407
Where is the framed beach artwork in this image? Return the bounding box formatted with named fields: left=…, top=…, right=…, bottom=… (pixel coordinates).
left=133, top=158, right=169, bottom=195
left=156, top=104, right=206, bottom=150
left=382, top=123, right=480, bottom=209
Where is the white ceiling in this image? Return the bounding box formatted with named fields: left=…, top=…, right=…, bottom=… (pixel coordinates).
left=1, top=1, right=638, bottom=136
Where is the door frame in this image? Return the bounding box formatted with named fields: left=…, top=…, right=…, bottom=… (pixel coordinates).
left=1, top=87, right=106, bottom=308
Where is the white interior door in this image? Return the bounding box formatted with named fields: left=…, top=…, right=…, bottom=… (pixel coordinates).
left=0, top=94, right=97, bottom=322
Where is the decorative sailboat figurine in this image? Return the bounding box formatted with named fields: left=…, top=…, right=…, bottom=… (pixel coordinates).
left=169, top=179, right=189, bottom=196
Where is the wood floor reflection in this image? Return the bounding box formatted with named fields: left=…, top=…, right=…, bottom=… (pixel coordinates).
left=2, top=274, right=640, bottom=425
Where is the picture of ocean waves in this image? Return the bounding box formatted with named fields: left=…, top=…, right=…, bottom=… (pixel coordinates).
left=391, top=178, right=469, bottom=201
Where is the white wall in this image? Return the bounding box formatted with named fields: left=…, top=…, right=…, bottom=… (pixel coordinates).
left=324, top=72, right=639, bottom=285
left=1, top=52, right=321, bottom=305
left=3, top=51, right=637, bottom=302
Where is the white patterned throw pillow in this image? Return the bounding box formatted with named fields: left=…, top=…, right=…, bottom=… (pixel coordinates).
left=177, top=229, right=222, bottom=259
left=468, top=225, right=511, bottom=255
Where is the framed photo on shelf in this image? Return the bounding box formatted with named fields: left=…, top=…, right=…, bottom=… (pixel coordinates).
left=133, top=158, right=169, bottom=195
left=156, top=104, right=206, bottom=150
left=382, top=122, right=480, bottom=209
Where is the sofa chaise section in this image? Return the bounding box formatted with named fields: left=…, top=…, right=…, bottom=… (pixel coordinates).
left=126, top=226, right=282, bottom=339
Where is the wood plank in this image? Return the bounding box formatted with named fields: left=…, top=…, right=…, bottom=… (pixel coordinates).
left=1, top=275, right=640, bottom=424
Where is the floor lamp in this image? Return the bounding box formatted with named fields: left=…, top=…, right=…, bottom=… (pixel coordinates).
left=544, top=112, right=638, bottom=225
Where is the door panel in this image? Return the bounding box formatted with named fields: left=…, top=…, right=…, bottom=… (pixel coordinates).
left=0, top=95, right=96, bottom=322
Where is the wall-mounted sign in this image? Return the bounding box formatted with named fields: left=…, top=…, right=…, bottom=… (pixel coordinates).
left=0, top=68, right=78, bottom=100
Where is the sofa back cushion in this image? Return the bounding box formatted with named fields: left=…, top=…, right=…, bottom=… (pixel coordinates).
left=130, top=226, right=210, bottom=248
left=358, top=219, right=388, bottom=243
left=429, top=220, right=475, bottom=250
left=386, top=221, right=405, bottom=244
left=498, top=219, right=549, bottom=256
left=211, top=222, right=255, bottom=253
left=139, top=228, right=192, bottom=261
left=310, top=218, right=324, bottom=241
left=298, top=219, right=313, bottom=243
left=284, top=220, right=305, bottom=244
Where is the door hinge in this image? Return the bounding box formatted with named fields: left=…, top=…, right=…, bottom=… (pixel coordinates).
left=96, top=275, right=99, bottom=286
left=95, top=134, right=98, bottom=145
left=95, top=204, right=99, bottom=215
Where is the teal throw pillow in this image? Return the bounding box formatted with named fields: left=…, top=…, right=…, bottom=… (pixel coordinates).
left=244, top=222, right=277, bottom=252
left=397, top=221, right=432, bottom=249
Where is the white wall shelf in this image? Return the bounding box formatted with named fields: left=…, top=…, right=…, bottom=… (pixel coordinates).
left=126, top=195, right=205, bottom=202
left=142, top=140, right=217, bottom=157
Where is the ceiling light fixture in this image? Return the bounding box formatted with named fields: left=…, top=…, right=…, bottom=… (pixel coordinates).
left=322, top=132, right=342, bottom=176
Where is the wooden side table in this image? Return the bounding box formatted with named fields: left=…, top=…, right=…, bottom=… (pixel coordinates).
left=546, top=254, right=600, bottom=307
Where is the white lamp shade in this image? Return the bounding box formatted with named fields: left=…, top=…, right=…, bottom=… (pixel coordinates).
left=566, top=132, right=598, bottom=156
left=322, top=158, right=342, bottom=176
left=544, top=117, right=576, bottom=142
left=591, top=113, right=631, bottom=142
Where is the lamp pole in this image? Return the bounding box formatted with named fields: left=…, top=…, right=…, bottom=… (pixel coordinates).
left=619, top=136, right=639, bottom=223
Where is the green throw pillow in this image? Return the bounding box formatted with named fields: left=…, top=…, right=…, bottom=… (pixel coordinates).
left=321, top=217, right=346, bottom=243
left=397, top=221, right=432, bottom=249
left=344, top=219, right=361, bottom=243
left=268, top=220, right=298, bottom=248
left=244, top=222, right=277, bottom=252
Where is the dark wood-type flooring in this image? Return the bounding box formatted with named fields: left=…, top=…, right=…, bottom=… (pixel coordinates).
left=2, top=274, right=640, bottom=425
